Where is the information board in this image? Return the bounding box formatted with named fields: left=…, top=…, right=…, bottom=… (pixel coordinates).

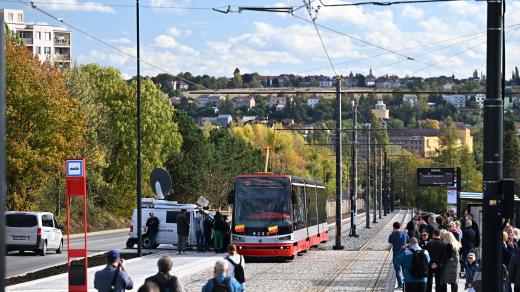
left=417, top=168, right=455, bottom=186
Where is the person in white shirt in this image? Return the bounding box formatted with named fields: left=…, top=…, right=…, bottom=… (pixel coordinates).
left=225, top=244, right=246, bottom=289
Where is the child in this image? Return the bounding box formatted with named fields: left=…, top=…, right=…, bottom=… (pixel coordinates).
left=465, top=253, right=479, bottom=290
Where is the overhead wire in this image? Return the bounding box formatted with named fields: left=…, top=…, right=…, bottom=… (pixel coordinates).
left=302, top=0, right=338, bottom=76
left=319, top=0, right=479, bottom=6
left=2, top=0, right=221, bottom=10
left=17, top=0, right=209, bottom=89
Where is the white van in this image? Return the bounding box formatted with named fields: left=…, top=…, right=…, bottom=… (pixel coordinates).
left=6, top=211, right=64, bottom=256
left=126, top=199, right=213, bottom=249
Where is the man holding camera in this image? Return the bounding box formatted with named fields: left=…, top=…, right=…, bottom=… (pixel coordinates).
left=94, top=249, right=134, bottom=292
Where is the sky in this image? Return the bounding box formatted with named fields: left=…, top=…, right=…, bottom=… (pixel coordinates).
left=4, top=0, right=520, bottom=80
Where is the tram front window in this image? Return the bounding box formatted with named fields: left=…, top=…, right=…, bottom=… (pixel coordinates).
left=234, top=178, right=292, bottom=236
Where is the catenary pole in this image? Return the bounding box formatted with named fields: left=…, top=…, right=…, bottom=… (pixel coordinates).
left=0, top=17, right=7, bottom=292
left=365, top=124, right=371, bottom=228
left=379, top=144, right=383, bottom=219
left=383, top=150, right=388, bottom=216
left=350, top=101, right=358, bottom=237
left=372, top=134, right=378, bottom=224
left=333, top=78, right=344, bottom=250
left=136, top=0, right=143, bottom=257
left=391, top=165, right=395, bottom=212
left=482, top=0, right=504, bottom=288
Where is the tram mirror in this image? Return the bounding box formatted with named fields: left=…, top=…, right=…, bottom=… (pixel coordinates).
left=227, top=190, right=235, bottom=204
left=291, top=190, right=297, bottom=204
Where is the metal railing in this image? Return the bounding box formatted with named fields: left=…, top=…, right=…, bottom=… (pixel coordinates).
left=21, top=37, right=32, bottom=45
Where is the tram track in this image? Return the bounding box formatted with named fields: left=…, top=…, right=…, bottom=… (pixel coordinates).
left=317, top=209, right=411, bottom=292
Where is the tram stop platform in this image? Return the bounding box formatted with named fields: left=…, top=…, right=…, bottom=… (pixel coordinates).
left=7, top=251, right=223, bottom=292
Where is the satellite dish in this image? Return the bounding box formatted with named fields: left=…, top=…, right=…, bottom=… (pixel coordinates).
left=150, top=168, right=172, bottom=199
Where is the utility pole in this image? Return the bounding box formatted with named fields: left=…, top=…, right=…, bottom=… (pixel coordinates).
left=136, top=0, right=143, bottom=257
left=0, top=17, right=7, bottom=292
left=333, top=78, right=344, bottom=250
left=379, top=144, right=383, bottom=219
left=383, top=150, right=388, bottom=216
left=350, top=100, right=359, bottom=237
left=403, top=170, right=407, bottom=208
left=482, top=0, right=504, bottom=288
left=372, top=134, right=378, bottom=224
left=365, top=124, right=371, bottom=228
left=391, top=165, right=395, bottom=212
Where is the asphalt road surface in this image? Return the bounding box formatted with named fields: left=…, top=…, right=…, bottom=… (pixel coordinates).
left=6, top=229, right=134, bottom=278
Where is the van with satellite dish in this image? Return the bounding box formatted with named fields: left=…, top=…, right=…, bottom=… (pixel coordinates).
left=126, top=198, right=213, bottom=249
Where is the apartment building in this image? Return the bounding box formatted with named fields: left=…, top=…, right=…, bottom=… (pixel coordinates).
left=1, top=9, right=72, bottom=68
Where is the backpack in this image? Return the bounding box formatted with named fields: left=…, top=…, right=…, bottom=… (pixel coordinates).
left=410, top=249, right=429, bottom=278
left=146, top=274, right=179, bottom=292
left=211, top=277, right=230, bottom=292
left=226, top=256, right=246, bottom=283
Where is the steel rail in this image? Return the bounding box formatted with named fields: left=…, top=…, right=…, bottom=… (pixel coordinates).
left=317, top=209, right=410, bottom=291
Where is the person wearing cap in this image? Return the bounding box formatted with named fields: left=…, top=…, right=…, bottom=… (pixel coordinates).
left=465, top=253, right=479, bottom=290
left=94, top=249, right=133, bottom=292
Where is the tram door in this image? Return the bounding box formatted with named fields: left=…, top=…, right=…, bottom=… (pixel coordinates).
left=292, top=183, right=308, bottom=240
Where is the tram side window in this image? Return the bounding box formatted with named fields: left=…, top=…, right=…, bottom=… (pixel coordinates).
left=317, top=187, right=327, bottom=223
left=307, top=186, right=318, bottom=226
left=292, top=185, right=306, bottom=230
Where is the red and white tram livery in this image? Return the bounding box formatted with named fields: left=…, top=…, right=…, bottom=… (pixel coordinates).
left=229, top=174, right=329, bottom=258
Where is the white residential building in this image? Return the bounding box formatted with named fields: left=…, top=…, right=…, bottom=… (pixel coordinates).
left=443, top=95, right=466, bottom=108
left=371, top=100, right=389, bottom=119
left=173, top=80, right=189, bottom=91
left=1, top=9, right=72, bottom=68
left=197, top=95, right=224, bottom=108
left=307, top=93, right=320, bottom=108
left=402, top=94, right=418, bottom=106
left=268, top=96, right=293, bottom=109
left=474, top=94, right=485, bottom=108
left=232, top=96, right=255, bottom=109
left=319, top=78, right=333, bottom=87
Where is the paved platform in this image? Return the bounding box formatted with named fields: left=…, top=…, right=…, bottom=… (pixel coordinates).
left=7, top=251, right=223, bottom=292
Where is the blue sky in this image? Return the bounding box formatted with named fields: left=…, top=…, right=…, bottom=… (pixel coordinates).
left=5, top=0, right=520, bottom=79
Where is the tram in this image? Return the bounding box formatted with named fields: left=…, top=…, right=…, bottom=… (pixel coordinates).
left=228, top=173, right=329, bottom=259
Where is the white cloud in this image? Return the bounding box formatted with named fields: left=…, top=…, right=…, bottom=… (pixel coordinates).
left=177, top=45, right=197, bottom=55
left=39, top=0, right=116, bottom=14
left=153, top=35, right=177, bottom=48
left=166, top=27, right=193, bottom=37
left=109, top=37, right=132, bottom=45
left=401, top=5, right=424, bottom=20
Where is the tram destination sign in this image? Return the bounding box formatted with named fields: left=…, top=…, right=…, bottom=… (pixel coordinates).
left=417, top=168, right=455, bottom=186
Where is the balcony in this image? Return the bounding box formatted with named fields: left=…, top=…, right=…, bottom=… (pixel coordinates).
left=21, top=37, right=33, bottom=45
left=54, top=36, right=70, bottom=46
left=54, top=54, right=70, bottom=61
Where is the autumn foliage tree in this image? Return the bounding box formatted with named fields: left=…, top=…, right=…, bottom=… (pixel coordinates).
left=6, top=37, right=84, bottom=211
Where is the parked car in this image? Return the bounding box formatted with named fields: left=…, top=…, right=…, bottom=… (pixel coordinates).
left=5, top=211, right=63, bottom=256
left=126, top=198, right=213, bottom=249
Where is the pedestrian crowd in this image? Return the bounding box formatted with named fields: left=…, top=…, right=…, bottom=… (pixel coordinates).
left=389, top=209, right=483, bottom=292
left=145, top=210, right=232, bottom=254
left=94, top=244, right=246, bottom=292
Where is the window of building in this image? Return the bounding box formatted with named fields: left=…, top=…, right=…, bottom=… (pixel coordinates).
left=44, top=32, right=51, bottom=41
left=36, top=47, right=41, bottom=54
left=17, top=13, right=23, bottom=22
left=36, top=32, right=41, bottom=40
left=44, top=47, right=51, bottom=55
left=7, top=13, right=13, bottom=22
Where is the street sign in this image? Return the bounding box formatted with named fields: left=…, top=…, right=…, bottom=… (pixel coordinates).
left=197, top=196, right=209, bottom=207
left=417, top=168, right=455, bottom=186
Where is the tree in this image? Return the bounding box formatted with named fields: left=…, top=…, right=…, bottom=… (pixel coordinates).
left=166, top=111, right=211, bottom=203
left=72, top=64, right=182, bottom=216
left=232, top=68, right=243, bottom=88
left=421, top=119, right=440, bottom=129
left=6, top=37, right=84, bottom=211
left=504, top=119, right=520, bottom=189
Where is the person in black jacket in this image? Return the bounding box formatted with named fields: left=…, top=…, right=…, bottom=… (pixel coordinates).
left=461, top=220, right=477, bottom=271
left=465, top=213, right=480, bottom=248
left=509, top=252, right=520, bottom=292
left=426, top=229, right=448, bottom=292
left=145, top=256, right=186, bottom=292
left=146, top=213, right=160, bottom=248
left=406, top=220, right=420, bottom=241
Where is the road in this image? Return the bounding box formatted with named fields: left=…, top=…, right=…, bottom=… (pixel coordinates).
left=6, top=230, right=132, bottom=278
